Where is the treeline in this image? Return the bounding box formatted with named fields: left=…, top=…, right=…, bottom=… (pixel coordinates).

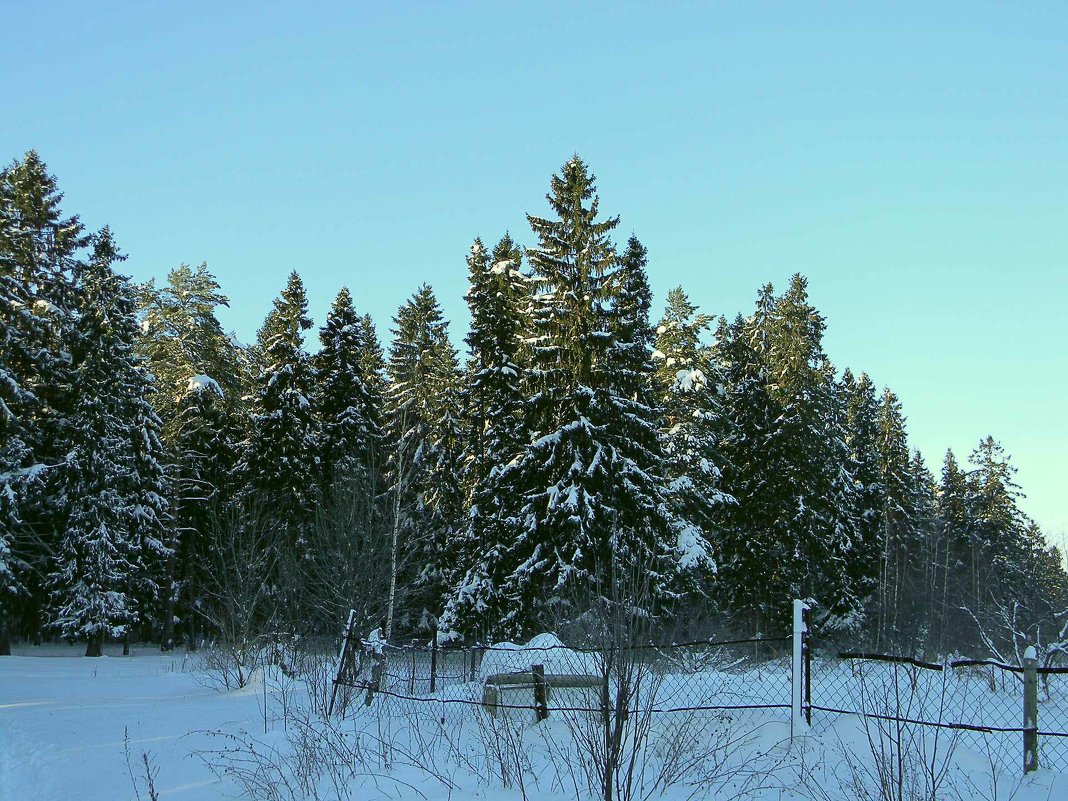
left=1, top=151, right=1064, bottom=658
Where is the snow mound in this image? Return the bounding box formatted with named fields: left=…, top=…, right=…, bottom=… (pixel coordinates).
left=479, top=632, right=599, bottom=679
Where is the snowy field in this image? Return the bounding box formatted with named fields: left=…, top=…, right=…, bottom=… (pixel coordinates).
left=1, top=644, right=1066, bottom=801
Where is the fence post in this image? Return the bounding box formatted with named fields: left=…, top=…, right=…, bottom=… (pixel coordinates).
left=532, top=663, right=549, bottom=721
left=804, top=623, right=812, bottom=726
left=1023, top=645, right=1039, bottom=774
left=792, top=599, right=810, bottom=739
left=430, top=621, right=439, bottom=695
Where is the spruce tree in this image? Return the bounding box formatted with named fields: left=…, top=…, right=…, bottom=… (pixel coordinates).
left=653, top=287, right=730, bottom=582
left=461, top=235, right=528, bottom=490
left=315, top=287, right=382, bottom=488
left=964, top=436, right=1028, bottom=635
left=840, top=369, right=883, bottom=605
left=936, top=449, right=971, bottom=651
left=242, top=271, right=321, bottom=552
left=47, top=229, right=168, bottom=656
left=873, top=387, right=920, bottom=649
left=0, top=152, right=89, bottom=645
left=717, top=277, right=861, bottom=631
left=451, top=157, right=677, bottom=639
left=442, top=236, right=531, bottom=634
left=384, top=284, right=463, bottom=635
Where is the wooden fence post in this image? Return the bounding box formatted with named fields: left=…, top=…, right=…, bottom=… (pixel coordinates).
left=532, top=663, right=549, bottom=721
left=1024, top=645, right=1039, bottom=774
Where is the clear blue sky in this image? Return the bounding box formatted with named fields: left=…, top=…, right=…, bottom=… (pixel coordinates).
left=3, top=1, right=1065, bottom=538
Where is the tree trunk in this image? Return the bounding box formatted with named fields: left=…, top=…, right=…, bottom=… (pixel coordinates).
left=0, top=614, right=11, bottom=656
left=85, top=632, right=103, bottom=657
left=123, top=630, right=131, bottom=656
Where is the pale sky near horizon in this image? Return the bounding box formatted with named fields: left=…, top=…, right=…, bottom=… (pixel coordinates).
left=3, top=1, right=1065, bottom=539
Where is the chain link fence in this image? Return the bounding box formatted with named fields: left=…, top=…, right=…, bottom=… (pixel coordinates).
left=808, top=646, right=1068, bottom=774
left=331, top=628, right=795, bottom=734
left=329, top=611, right=1068, bottom=778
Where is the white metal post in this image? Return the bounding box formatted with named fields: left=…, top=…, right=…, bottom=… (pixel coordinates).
left=791, top=599, right=810, bottom=739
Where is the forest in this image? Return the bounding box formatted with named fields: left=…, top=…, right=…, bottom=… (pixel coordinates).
left=1, top=150, right=1064, bottom=660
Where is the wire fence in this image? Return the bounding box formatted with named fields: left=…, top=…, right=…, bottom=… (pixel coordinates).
left=331, top=628, right=794, bottom=740
left=809, top=646, right=1068, bottom=774
left=330, top=615, right=1068, bottom=776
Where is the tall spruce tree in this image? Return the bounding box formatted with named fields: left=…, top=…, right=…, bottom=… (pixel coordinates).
left=0, top=152, right=89, bottom=647
left=717, top=277, right=861, bottom=631
left=315, top=287, right=383, bottom=488
left=964, top=436, right=1028, bottom=638
left=448, top=157, right=677, bottom=639
left=384, top=284, right=463, bottom=635
left=653, top=287, right=731, bottom=584
left=840, top=369, right=883, bottom=606
left=47, top=229, right=169, bottom=656
left=461, top=235, right=528, bottom=491
left=936, top=449, right=971, bottom=651
left=873, top=387, right=920, bottom=649
left=442, top=236, right=531, bottom=634
left=242, top=271, right=320, bottom=551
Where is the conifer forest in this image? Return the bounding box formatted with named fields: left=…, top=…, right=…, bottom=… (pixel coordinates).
left=2, top=150, right=1065, bottom=659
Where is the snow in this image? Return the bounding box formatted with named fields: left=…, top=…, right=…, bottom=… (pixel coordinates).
left=185, top=374, right=222, bottom=396
left=676, top=523, right=715, bottom=570
left=33, top=299, right=64, bottom=317
left=478, top=632, right=599, bottom=679
left=675, top=367, right=706, bottom=392
left=0, top=645, right=1064, bottom=801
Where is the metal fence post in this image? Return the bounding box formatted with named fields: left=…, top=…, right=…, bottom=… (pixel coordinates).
left=1024, top=645, right=1039, bottom=774
left=792, top=599, right=810, bottom=739
left=430, top=623, right=439, bottom=695
left=804, top=624, right=812, bottom=726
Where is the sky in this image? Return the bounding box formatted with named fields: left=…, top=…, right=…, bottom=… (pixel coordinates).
left=2, top=1, right=1065, bottom=538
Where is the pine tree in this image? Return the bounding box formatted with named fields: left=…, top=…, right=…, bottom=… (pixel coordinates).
left=47, top=229, right=168, bottom=656
left=138, top=263, right=243, bottom=429
left=138, top=262, right=241, bottom=648
left=242, top=271, right=321, bottom=551
left=450, top=157, right=677, bottom=639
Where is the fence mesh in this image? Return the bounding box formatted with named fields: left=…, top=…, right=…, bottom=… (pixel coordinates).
left=333, top=632, right=794, bottom=735
left=331, top=624, right=1068, bottom=777
left=1036, top=668, right=1068, bottom=772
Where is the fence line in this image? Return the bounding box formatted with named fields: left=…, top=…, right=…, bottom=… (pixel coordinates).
left=329, top=603, right=1068, bottom=776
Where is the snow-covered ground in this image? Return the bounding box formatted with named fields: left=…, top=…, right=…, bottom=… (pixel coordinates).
left=1, top=644, right=1065, bottom=801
